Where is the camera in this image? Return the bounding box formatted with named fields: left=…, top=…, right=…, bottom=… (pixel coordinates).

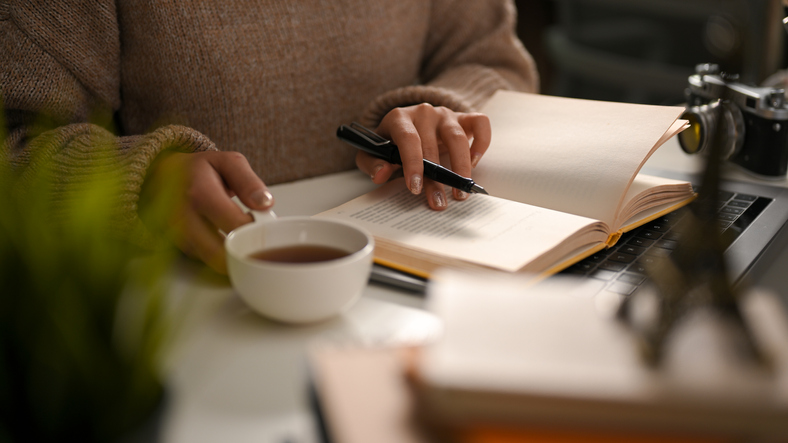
left=678, top=63, right=788, bottom=177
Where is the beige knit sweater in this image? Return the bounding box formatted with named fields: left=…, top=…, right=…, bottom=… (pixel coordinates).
left=0, top=0, right=538, bottom=246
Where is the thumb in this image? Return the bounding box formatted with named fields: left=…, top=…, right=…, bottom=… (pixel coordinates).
left=246, top=186, right=275, bottom=211
left=210, top=152, right=275, bottom=211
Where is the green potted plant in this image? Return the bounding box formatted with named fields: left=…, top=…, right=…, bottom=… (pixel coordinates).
left=0, top=116, right=175, bottom=442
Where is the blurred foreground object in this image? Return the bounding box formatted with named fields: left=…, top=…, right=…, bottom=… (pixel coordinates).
left=411, top=271, right=788, bottom=440
left=0, top=122, right=175, bottom=442
left=309, top=272, right=788, bottom=443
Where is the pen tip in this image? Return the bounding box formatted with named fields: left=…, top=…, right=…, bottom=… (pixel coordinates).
left=471, top=184, right=489, bottom=195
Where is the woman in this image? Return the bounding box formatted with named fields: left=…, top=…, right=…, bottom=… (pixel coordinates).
left=0, top=0, right=538, bottom=273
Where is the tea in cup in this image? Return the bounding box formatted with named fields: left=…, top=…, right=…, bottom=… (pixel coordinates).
left=225, top=215, right=374, bottom=324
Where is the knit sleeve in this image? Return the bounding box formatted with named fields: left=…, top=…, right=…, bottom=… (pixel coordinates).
left=7, top=124, right=216, bottom=249
left=360, top=0, right=538, bottom=127
left=0, top=1, right=216, bottom=248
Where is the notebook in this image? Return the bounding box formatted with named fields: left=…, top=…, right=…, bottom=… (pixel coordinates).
left=369, top=173, right=788, bottom=296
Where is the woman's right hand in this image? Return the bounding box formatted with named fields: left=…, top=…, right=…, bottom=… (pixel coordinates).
left=139, top=150, right=273, bottom=274
left=355, top=104, right=491, bottom=211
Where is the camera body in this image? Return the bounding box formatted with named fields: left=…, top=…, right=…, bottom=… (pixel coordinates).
left=680, top=63, right=788, bottom=177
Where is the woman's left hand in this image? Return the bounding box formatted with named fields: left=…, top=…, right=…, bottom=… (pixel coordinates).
left=355, top=104, right=491, bottom=211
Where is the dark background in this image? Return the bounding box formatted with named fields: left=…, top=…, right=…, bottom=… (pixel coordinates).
left=514, top=0, right=787, bottom=105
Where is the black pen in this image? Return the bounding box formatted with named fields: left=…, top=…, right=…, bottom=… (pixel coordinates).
left=336, top=122, right=489, bottom=195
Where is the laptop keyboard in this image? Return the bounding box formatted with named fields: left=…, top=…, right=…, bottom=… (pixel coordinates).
left=559, top=190, right=772, bottom=297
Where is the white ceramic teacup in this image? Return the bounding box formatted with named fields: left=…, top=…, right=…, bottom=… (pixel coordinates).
left=225, top=211, right=374, bottom=324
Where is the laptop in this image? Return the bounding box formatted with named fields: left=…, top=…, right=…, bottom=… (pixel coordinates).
left=369, top=171, right=788, bottom=296
left=560, top=171, right=788, bottom=297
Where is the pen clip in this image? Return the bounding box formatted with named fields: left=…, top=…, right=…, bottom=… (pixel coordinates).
left=337, top=122, right=401, bottom=164
left=348, top=122, right=390, bottom=146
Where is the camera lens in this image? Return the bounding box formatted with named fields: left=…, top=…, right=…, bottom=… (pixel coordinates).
left=678, top=100, right=744, bottom=160
left=678, top=112, right=704, bottom=154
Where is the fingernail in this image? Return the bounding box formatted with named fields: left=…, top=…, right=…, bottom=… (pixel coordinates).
left=251, top=189, right=274, bottom=208
left=371, top=164, right=384, bottom=180
left=410, top=174, right=423, bottom=194
left=455, top=190, right=468, bottom=200
left=471, top=153, right=482, bottom=168
left=432, top=190, right=447, bottom=208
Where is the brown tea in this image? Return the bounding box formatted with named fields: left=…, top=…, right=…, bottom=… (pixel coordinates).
left=248, top=244, right=351, bottom=264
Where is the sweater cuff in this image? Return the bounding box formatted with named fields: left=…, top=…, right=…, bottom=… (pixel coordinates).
left=360, top=64, right=536, bottom=129
left=119, top=125, right=218, bottom=248
left=13, top=123, right=216, bottom=250
left=359, top=85, right=474, bottom=129
left=428, top=64, right=534, bottom=108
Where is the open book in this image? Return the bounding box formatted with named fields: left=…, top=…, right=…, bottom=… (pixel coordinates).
left=317, top=91, right=693, bottom=277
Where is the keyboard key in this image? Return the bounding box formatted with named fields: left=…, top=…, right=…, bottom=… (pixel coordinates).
left=644, top=247, right=670, bottom=258
left=590, top=269, right=617, bottom=281
left=643, top=222, right=669, bottom=233
left=638, top=255, right=665, bottom=266
left=718, top=191, right=734, bottom=201
left=655, top=239, right=677, bottom=250
left=628, top=237, right=654, bottom=248
left=598, top=261, right=626, bottom=272
left=617, top=273, right=646, bottom=285
left=636, top=230, right=663, bottom=240
left=733, top=193, right=757, bottom=202
left=717, top=213, right=738, bottom=222
left=727, top=200, right=750, bottom=208
left=620, top=245, right=646, bottom=256
left=587, top=253, right=608, bottom=262
left=566, top=262, right=595, bottom=274
left=608, top=252, right=638, bottom=263
left=627, top=263, right=647, bottom=274
left=721, top=206, right=744, bottom=215
left=609, top=281, right=637, bottom=296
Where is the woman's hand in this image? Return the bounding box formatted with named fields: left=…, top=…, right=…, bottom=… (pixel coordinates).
left=139, top=150, right=273, bottom=274
left=355, top=104, right=491, bottom=210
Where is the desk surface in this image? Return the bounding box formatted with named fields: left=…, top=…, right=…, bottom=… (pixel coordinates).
left=161, top=141, right=788, bottom=443
left=162, top=170, right=439, bottom=443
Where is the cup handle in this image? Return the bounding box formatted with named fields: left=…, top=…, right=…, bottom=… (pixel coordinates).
left=250, top=208, right=277, bottom=223
left=229, top=196, right=277, bottom=222
left=219, top=196, right=277, bottom=238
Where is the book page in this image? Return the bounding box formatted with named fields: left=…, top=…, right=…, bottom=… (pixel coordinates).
left=317, top=179, right=609, bottom=273
left=474, top=91, right=686, bottom=227
left=614, top=174, right=694, bottom=228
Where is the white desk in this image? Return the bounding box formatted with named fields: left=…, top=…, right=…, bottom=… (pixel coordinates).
left=161, top=170, right=441, bottom=443
left=161, top=142, right=788, bottom=443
